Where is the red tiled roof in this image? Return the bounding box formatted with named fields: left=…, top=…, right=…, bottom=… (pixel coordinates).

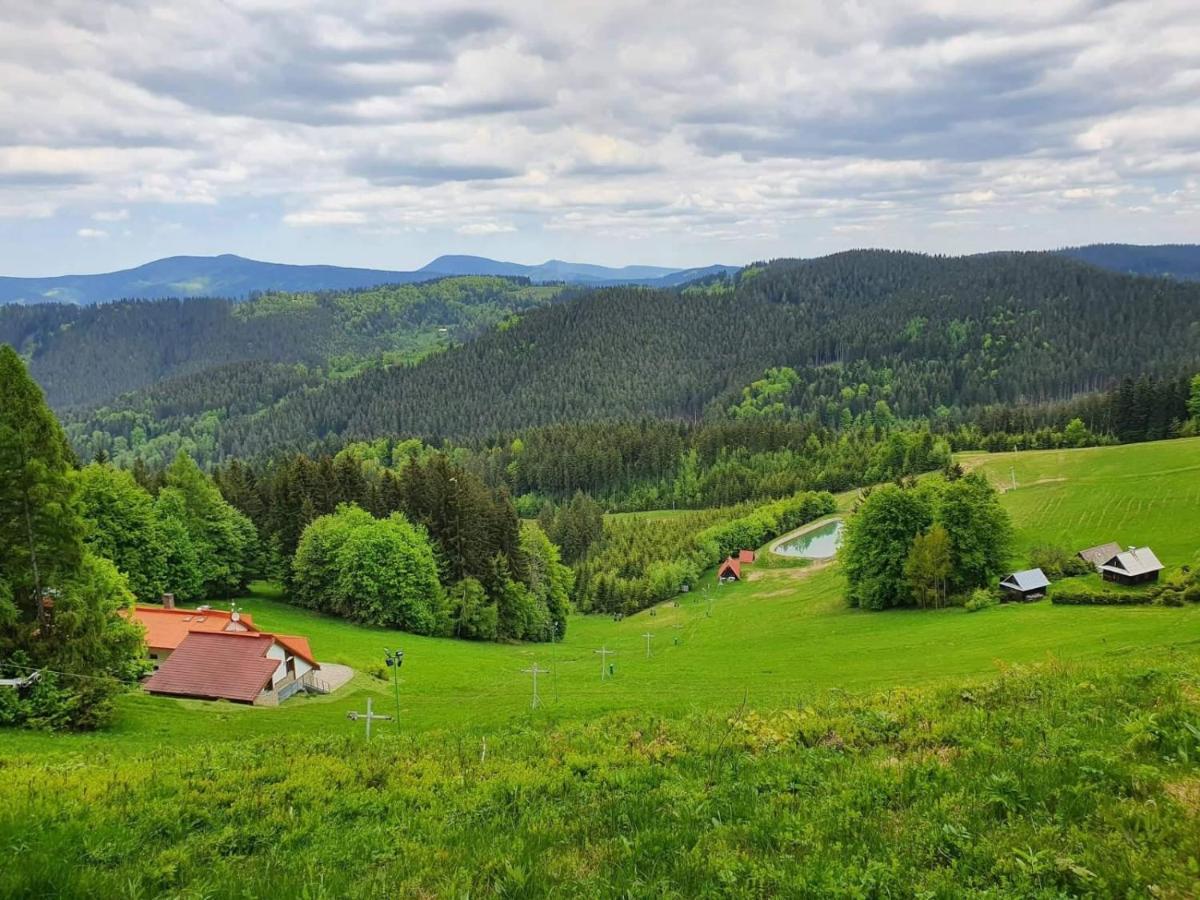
left=737, top=549, right=756, bottom=563
left=145, top=632, right=279, bottom=703
left=718, top=557, right=741, bottom=579
left=131, top=605, right=258, bottom=651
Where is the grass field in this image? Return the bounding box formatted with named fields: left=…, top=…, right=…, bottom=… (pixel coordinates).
left=3, top=438, right=1198, bottom=759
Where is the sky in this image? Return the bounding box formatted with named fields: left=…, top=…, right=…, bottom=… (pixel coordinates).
left=0, top=0, right=1197, bottom=276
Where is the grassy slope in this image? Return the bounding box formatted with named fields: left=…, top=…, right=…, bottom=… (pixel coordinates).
left=4, top=438, right=1199, bottom=759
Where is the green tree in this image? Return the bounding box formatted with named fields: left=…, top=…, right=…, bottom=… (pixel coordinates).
left=160, top=451, right=255, bottom=597
left=904, top=524, right=952, bottom=609
left=1189, top=374, right=1200, bottom=422
left=0, top=345, right=83, bottom=631
left=334, top=513, right=443, bottom=633
left=520, top=522, right=574, bottom=639
left=447, top=577, right=498, bottom=641
left=76, top=463, right=164, bottom=602
left=0, top=348, right=144, bottom=730
left=840, top=484, right=934, bottom=610
left=937, top=473, right=1012, bottom=593
left=151, top=495, right=205, bottom=603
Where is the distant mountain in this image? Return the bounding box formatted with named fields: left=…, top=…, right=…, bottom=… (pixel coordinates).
left=1057, top=244, right=1200, bottom=281
left=0, top=253, right=738, bottom=306
left=418, top=255, right=737, bottom=284
left=0, top=254, right=436, bottom=306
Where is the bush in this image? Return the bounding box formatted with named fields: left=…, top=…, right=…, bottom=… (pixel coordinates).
left=1051, top=585, right=1153, bottom=606
left=1028, top=544, right=1092, bottom=580
left=964, top=588, right=998, bottom=612
left=1160, top=590, right=1186, bottom=607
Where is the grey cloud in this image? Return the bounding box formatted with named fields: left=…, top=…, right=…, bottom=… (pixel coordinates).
left=347, top=157, right=523, bottom=185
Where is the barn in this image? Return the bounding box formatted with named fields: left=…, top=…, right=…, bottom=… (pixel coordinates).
left=1099, top=546, right=1164, bottom=586
left=999, top=568, right=1050, bottom=601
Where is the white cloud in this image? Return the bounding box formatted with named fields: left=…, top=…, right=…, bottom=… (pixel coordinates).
left=456, top=222, right=516, bottom=235
left=76, top=227, right=107, bottom=238
left=0, top=0, right=1198, bottom=269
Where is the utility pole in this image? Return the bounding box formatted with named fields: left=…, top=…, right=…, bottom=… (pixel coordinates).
left=522, top=662, right=549, bottom=708
left=1010, top=465, right=1017, bottom=491
left=384, top=648, right=404, bottom=728
left=594, top=646, right=616, bottom=680
left=642, top=632, right=654, bottom=658
left=346, top=697, right=392, bottom=741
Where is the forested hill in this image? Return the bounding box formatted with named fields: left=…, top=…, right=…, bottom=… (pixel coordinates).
left=1058, top=243, right=1200, bottom=281
left=0, top=277, right=567, bottom=409
left=68, top=249, right=1197, bottom=464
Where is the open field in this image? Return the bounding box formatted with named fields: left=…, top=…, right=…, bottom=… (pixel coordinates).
left=4, top=438, right=1199, bottom=759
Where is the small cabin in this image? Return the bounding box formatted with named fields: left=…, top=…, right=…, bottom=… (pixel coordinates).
left=1099, top=546, right=1163, bottom=586
left=1077, top=542, right=1121, bottom=572
left=999, top=568, right=1049, bottom=601
left=717, top=557, right=742, bottom=581
left=737, top=549, right=756, bottom=564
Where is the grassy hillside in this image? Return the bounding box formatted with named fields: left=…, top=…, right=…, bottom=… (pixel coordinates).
left=3, top=439, right=1198, bottom=761
left=2, top=654, right=1198, bottom=896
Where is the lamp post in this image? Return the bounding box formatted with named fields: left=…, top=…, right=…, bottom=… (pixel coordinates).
left=384, top=647, right=404, bottom=728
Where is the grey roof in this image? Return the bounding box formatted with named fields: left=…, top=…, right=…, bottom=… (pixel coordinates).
left=1100, top=546, right=1163, bottom=577
left=1078, top=542, right=1121, bottom=568
left=1001, top=568, right=1050, bottom=591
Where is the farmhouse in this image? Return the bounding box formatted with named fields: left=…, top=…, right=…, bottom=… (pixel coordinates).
left=1078, top=542, right=1121, bottom=572
left=717, top=557, right=742, bottom=581
left=144, top=631, right=323, bottom=705
left=999, top=568, right=1050, bottom=601
left=133, top=601, right=259, bottom=667
left=1099, top=546, right=1164, bottom=586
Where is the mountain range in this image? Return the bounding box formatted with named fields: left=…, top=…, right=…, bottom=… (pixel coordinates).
left=0, top=253, right=739, bottom=306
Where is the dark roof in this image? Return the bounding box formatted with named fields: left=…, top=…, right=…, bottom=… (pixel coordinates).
left=1078, top=542, right=1121, bottom=567
left=718, top=557, right=741, bottom=579
left=145, top=632, right=279, bottom=703
left=1101, top=547, right=1163, bottom=577
left=1000, top=568, right=1050, bottom=591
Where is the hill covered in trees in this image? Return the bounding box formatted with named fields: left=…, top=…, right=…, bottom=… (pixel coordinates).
left=1, top=276, right=567, bottom=408
left=65, top=249, right=1196, bottom=462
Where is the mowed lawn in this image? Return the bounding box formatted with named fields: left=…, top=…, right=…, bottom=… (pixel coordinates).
left=4, top=438, right=1199, bottom=755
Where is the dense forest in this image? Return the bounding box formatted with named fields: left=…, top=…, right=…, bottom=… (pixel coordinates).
left=52, top=250, right=1200, bottom=470
left=0, top=276, right=566, bottom=409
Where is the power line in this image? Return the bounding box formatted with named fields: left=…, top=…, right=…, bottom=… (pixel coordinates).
left=594, top=646, right=616, bottom=680
left=521, top=663, right=549, bottom=708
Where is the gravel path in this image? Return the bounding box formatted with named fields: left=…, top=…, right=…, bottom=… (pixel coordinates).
left=315, top=663, right=355, bottom=693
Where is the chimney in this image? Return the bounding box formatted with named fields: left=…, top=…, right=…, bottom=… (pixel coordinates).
left=161, top=593, right=176, bottom=610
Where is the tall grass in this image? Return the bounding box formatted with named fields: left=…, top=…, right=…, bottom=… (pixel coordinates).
left=2, top=654, right=1199, bottom=897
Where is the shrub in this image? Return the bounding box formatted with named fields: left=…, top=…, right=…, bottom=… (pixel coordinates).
left=1160, top=590, right=1185, bottom=607
left=1051, top=585, right=1153, bottom=606
left=1028, top=544, right=1092, bottom=580
left=964, top=588, right=999, bottom=612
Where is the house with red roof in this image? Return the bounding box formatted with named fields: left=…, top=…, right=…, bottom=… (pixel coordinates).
left=717, top=557, right=742, bottom=581
left=132, top=602, right=324, bottom=705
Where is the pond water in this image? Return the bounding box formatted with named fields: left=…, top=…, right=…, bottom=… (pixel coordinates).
left=775, top=519, right=844, bottom=559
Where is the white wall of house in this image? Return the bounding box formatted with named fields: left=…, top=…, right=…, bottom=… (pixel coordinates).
left=265, top=641, right=314, bottom=687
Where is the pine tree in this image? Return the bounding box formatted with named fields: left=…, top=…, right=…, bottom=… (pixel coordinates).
left=0, top=346, right=84, bottom=631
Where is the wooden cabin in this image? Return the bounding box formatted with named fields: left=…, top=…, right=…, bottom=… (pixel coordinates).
left=999, top=568, right=1050, bottom=601
left=1077, top=542, right=1121, bottom=572
left=1099, top=546, right=1163, bottom=586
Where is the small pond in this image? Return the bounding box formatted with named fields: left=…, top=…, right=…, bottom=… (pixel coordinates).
left=775, top=518, right=844, bottom=559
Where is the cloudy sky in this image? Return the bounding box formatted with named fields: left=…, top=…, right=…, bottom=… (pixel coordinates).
left=1, top=0, right=1197, bottom=275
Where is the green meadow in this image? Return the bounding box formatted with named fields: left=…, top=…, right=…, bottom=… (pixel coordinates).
left=3, top=438, right=1198, bottom=758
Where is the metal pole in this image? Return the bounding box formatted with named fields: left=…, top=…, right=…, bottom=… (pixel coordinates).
left=643, top=632, right=654, bottom=658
